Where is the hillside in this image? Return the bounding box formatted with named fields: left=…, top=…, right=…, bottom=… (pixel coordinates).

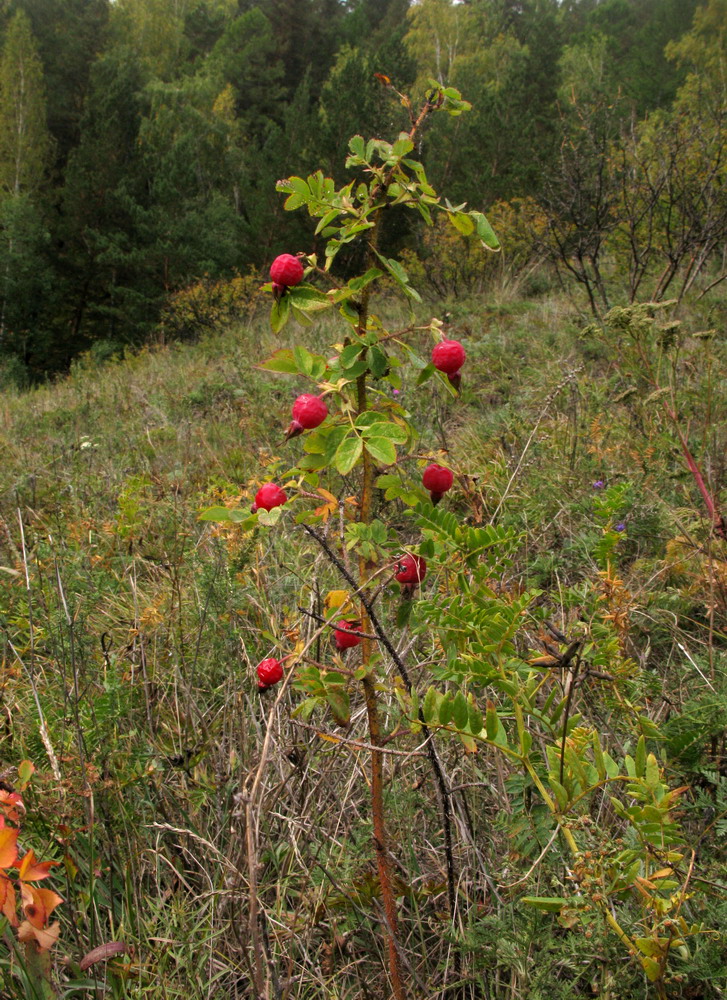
left=1, top=288, right=725, bottom=998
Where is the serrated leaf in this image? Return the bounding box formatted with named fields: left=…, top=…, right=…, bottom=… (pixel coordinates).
left=334, top=435, right=363, bottom=475
left=364, top=437, right=397, bottom=466
left=349, top=267, right=383, bottom=292
left=288, top=284, right=331, bottom=312
left=257, top=507, right=283, bottom=526
left=257, top=348, right=298, bottom=373
left=361, top=420, right=407, bottom=443
left=293, top=345, right=314, bottom=375
left=340, top=343, right=365, bottom=369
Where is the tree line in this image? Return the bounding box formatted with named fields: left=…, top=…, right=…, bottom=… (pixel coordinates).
left=0, top=0, right=722, bottom=381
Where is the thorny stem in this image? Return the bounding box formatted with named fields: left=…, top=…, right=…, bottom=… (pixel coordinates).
left=352, top=206, right=408, bottom=1000
left=304, top=526, right=463, bottom=960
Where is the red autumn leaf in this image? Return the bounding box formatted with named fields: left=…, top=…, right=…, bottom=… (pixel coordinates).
left=18, top=848, right=60, bottom=882
left=0, top=875, right=17, bottom=926
left=0, top=827, right=19, bottom=869
left=20, top=883, right=63, bottom=929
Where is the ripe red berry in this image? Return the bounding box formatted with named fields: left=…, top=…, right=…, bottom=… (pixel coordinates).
left=432, top=339, right=466, bottom=376
left=334, top=620, right=362, bottom=651
left=422, top=464, right=453, bottom=504
left=270, top=254, right=304, bottom=287
left=257, top=657, right=283, bottom=690
left=286, top=394, right=328, bottom=439
left=251, top=483, right=287, bottom=513
left=395, top=554, right=427, bottom=585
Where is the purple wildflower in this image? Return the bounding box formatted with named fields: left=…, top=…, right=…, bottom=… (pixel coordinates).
left=592, top=480, right=605, bottom=490
left=615, top=522, right=626, bottom=532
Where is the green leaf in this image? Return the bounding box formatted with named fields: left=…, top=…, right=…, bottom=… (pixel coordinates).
left=645, top=753, right=660, bottom=789
left=467, top=704, right=483, bottom=735
left=293, top=345, right=314, bottom=376
left=325, top=685, right=350, bottom=726
left=423, top=687, right=439, bottom=723
left=334, top=435, right=363, bottom=475
left=364, top=437, right=397, bottom=466
left=257, top=348, right=298, bottom=374
left=548, top=778, right=569, bottom=811
left=485, top=702, right=498, bottom=741
left=452, top=691, right=469, bottom=730
left=288, top=284, right=331, bottom=312
left=348, top=267, right=383, bottom=292
left=635, top=736, right=646, bottom=778
left=340, top=343, right=364, bottom=369
left=367, top=346, right=389, bottom=377
left=362, top=420, right=408, bottom=443
left=640, top=957, right=662, bottom=982
left=593, top=732, right=607, bottom=781
left=375, top=252, right=422, bottom=302
left=270, top=295, right=290, bottom=333
left=315, top=208, right=342, bottom=235
left=199, top=506, right=251, bottom=524
left=447, top=211, right=475, bottom=236
left=348, top=134, right=366, bottom=160
left=439, top=696, right=453, bottom=727
left=472, top=211, right=500, bottom=251
left=257, top=507, right=283, bottom=526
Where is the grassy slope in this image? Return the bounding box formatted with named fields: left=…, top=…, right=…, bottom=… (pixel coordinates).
left=0, top=292, right=725, bottom=998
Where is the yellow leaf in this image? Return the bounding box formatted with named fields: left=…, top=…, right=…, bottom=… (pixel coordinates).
left=324, top=590, right=351, bottom=613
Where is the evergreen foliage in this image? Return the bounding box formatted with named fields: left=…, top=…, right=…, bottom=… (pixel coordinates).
left=0, top=0, right=723, bottom=379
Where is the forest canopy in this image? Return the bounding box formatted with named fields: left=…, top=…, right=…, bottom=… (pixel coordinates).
left=0, top=0, right=722, bottom=381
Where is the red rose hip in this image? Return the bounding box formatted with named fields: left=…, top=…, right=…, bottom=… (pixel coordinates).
left=422, top=463, right=453, bottom=504
left=257, top=657, right=283, bottom=690
left=333, top=620, right=362, bottom=651
left=395, top=554, right=427, bottom=584
left=251, top=482, right=287, bottom=513
left=286, top=394, right=328, bottom=439
left=432, top=339, right=466, bottom=388
left=270, top=254, right=304, bottom=288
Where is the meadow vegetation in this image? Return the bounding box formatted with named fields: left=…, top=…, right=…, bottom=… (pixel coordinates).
left=1, top=265, right=725, bottom=996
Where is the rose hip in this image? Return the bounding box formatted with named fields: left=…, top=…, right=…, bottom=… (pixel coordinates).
left=257, top=658, right=283, bottom=690
left=270, top=254, right=304, bottom=287
left=286, top=394, right=328, bottom=439
left=395, top=553, right=427, bottom=599
left=395, top=554, right=427, bottom=584
left=334, top=620, right=362, bottom=651
left=432, top=339, right=466, bottom=388
left=422, top=464, right=453, bottom=504
left=251, top=483, right=287, bottom=513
